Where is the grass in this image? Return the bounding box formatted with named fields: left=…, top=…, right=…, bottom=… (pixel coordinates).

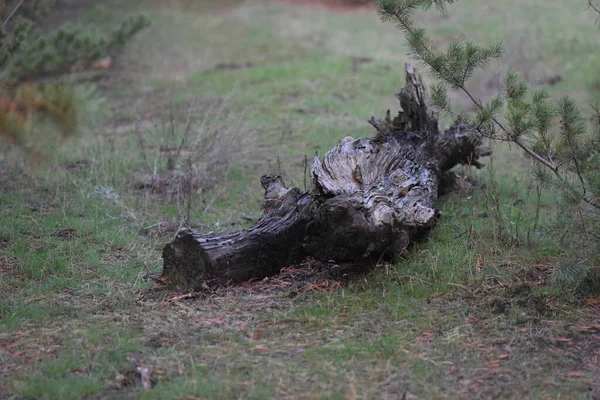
left=1, top=0, right=599, bottom=398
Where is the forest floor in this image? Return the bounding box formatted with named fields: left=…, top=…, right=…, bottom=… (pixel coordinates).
left=1, top=0, right=599, bottom=398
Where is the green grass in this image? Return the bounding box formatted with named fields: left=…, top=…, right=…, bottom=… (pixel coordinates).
left=1, top=0, right=599, bottom=399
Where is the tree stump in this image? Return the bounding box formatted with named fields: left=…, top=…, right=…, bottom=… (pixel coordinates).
left=162, top=64, right=491, bottom=289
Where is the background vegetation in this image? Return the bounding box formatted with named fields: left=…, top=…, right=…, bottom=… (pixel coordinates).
left=0, top=0, right=148, bottom=159
left=0, top=0, right=598, bottom=399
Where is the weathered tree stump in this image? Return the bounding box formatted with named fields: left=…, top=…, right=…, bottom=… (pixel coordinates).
left=162, top=64, right=491, bottom=289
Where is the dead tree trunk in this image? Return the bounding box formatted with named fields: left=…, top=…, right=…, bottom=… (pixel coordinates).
left=162, top=64, right=491, bottom=289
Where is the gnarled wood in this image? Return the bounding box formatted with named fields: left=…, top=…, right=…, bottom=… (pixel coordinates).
left=162, top=175, right=314, bottom=286
left=161, top=64, right=490, bottom=289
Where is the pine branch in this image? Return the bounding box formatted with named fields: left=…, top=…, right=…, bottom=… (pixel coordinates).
left=378, top=0, right=600, bottom=218
left=457, top=84, right=560, bottom=174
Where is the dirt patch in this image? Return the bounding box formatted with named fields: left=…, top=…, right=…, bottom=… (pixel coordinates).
left=283, top=0, right=376, bottom=13
left=295, top=107, right=332, bottom=115
left=351, top=56, right=374, bottom=72
left=139, top=221, right=181, bottom=239
left=52, top=228, right=78, bottom=241
left=155, top=0, right=242, bottom=10
left=213, top=62, right=255, bottom=71
left=0, top=328, right=64, bottom=396
left=157, top=0, right=374, bottom=14
left=141, top=257, right=351, bottom=303
left=0, top=256, right=21, bottom=280
left=230, top=258, right=348, bottom=295
left=30, top=203, right=56, bottom=215
left=65, top=159, right=94, bottom=172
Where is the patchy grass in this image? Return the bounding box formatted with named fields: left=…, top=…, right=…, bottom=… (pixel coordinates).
left=1, top=0, right=599, bottom=398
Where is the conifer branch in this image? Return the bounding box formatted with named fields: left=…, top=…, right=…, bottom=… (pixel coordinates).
left=456, top=84, right=560, bottom=174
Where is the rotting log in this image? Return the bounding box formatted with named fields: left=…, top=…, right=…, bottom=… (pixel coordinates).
left=162, top=64, right=491, bottom=289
